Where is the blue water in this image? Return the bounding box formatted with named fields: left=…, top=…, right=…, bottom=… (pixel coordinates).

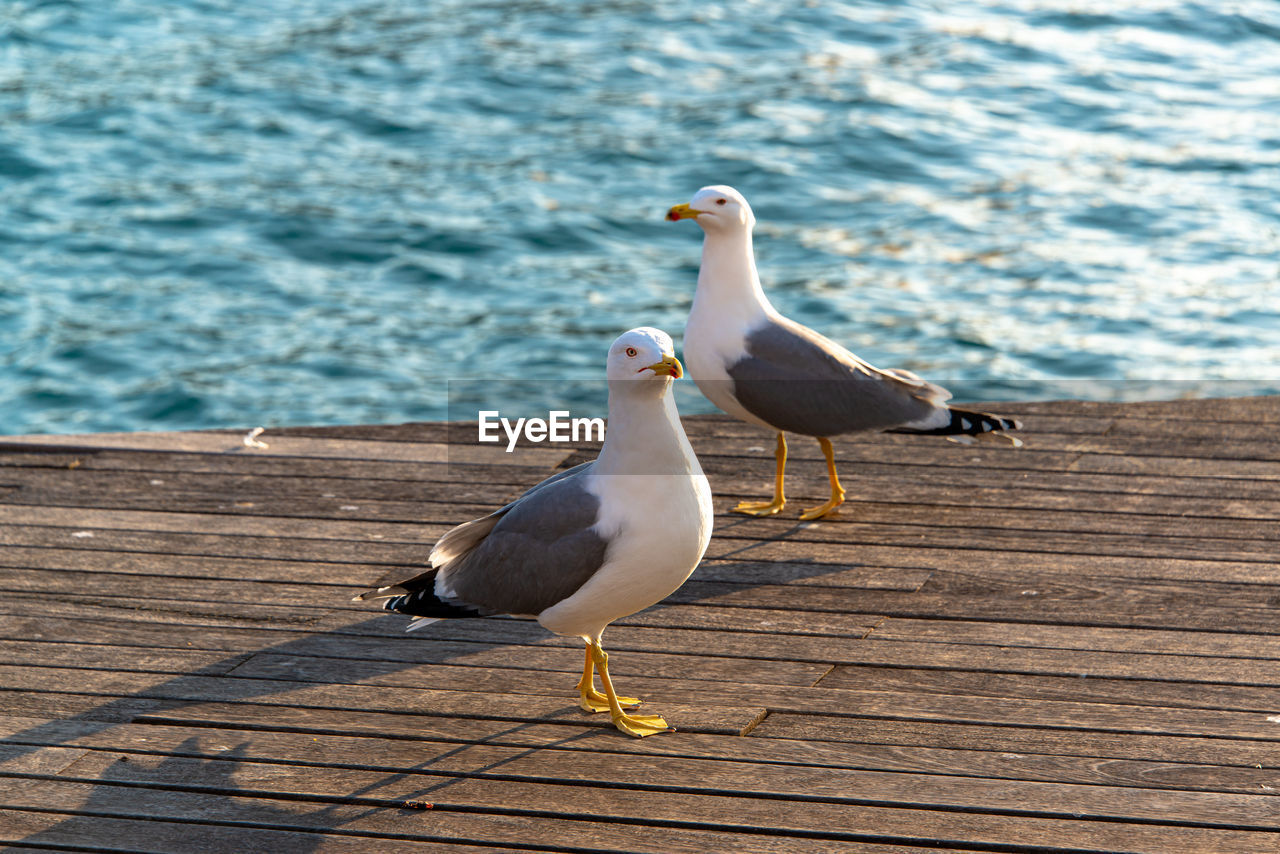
left=2, top=0, right=1279, bottom=434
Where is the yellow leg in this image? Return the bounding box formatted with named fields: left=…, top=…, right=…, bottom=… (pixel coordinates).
left=589, top=641, right=673, bottom=738
left=733, top=432, right=787, bottom=516
left=577, top=643, right=638, bottom=713
left=799, top=437, right=846, bottom=520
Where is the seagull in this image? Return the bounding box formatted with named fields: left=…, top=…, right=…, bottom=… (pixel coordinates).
left=354, top=327, right=713, bottom=737
left=667, top=185, right=1020, bottom=521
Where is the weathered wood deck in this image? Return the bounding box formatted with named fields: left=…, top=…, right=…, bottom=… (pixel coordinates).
left=0, top=397, right=1278, bottom=852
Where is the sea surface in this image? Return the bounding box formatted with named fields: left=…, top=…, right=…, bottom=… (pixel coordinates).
left=2, top=0, right=1279, bottom=433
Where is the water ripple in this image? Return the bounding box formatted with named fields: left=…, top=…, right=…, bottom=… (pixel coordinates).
left=2, top=0, right=1278, bottom=432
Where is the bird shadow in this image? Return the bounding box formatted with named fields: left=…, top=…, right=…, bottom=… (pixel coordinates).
left=1, top=465, right=864, bottom=845
left=0, top=546, right=855, bottom=845
left=10, top=719, right=612, bottom=848
left=0, top=609, right=628, bottom=844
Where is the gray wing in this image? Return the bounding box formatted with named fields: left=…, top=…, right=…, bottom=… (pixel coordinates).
left=432, top=463, right=609, bottom=616
left=426, top=460, right=595, bottom=568
left=726, top=315, right=951, bottom=437
left=356, top=462, right=601, bottom=608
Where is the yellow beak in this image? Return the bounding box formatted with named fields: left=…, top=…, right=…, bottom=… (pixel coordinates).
left=644, top=354, right=684, bottom=378
left=666, top=203, right=700, bottom=222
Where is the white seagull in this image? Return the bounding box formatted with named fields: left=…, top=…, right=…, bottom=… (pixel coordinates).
left=668, top=185, right=1020, bottom=521
left=355, top=327, right=714, bottom=737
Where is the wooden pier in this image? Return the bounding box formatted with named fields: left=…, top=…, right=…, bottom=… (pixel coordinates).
left=0, top=397, right=1278, bottom=852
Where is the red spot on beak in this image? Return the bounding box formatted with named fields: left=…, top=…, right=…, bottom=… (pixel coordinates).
left=666, top=211, right=679, bottom=221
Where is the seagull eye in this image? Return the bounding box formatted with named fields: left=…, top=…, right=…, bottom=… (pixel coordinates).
left=625, top=347, right=637, bottom=357
left=716, top=198, right=727, bottom=205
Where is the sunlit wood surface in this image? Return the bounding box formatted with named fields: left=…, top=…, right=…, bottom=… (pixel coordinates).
left=1, top=398, right=1278, bottom=852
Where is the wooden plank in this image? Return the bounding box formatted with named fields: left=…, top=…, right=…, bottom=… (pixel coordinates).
left=812, top=640, right=1280, bottom=689
left=5, top=712, right=1276, bottom=799
left=14, top=608, right=1280, bottom=736
left=0, top=567, right=884, bottom=646
left=0, top=544, right=928, bottom=594
left=0, top=430, right=570, bottom=467
left=0, top=545, right=406, bottom=586
left=0, top=523, right=435, bottom=565
left=232, top=649, right=1280, bottom=718
left=0, top=583, right=862, bottom=659
left=8, top=520, right=1277, bottom=595
left=0, top=692, right=163, bottom=724
left=0, top=640, right=249, bottom=678
left=7, top=550, right=1280, bottom=663
left=0, top=808, right=515, bottom=853
left=0, top=615, right=832, bottom=687
left=708, top=523, right=1280, bottom=565
left=0, top=504, right=449, bottom=544
left=0, top=780, right=842, bottom=854
left=0, top=664, right=765, bottom=736
left=0, top=635, right=829, bottom=694
left=2, top=466, right=525, bottom=507
left=780, top=577, right=1280, bottom=635
left=0, top=563, right=892, bottom=630
left=704, top=500, right=1280, bottom=544
left=28, top=466, right=1276, bottom=543
left=703, top=540, right=1280, bottom=585
left=4, top=758, right=1273, bottom=853
left=698, top=445, right=1280, bottom=485
left=11, top=454, right=1280, bottom=510
left=869, top=618, right=1280, bottom=659
left=709, top=474, right=1280, bottom=521
left=1070, top=451, right=1280, bottom=480
left=990, top=396, right=1280, bottom=423
left=748, top=712, right=1280, bottom=769
left=0, top=447, right=557, bottom=490
left=217, top=650, right=817, bottom=707
left=9, top=650, right=1280, bottom=743
left=124, top=700, right=1280, bottom=772
left=3, top=558, right=1278, bottom=665
left=16, top=729, right=1280, bottom=835
left=699, top=429, right=1280, bottom=463
left=818, top=666, right=1280, bottom=715
left=14, top=464, right=1280, bottom=524
left=686, top=413, right=1279, bottom=456
left=6, top=497, right=1278, bottom=568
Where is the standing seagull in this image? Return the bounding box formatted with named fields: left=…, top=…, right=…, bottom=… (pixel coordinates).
left=667, top=185, right=1020, bottom=520
left=354, top=327, right=713, bottom=737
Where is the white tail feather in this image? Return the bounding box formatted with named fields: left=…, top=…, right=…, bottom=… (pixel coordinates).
left=406, top=617, right=442, bottom=632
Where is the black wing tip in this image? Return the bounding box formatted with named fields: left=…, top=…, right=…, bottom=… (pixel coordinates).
left=353, top=569, right=487, bottom=620
left=892, top=407, right=1021, bottom=437
left=383, top=589, right=489, bottom=620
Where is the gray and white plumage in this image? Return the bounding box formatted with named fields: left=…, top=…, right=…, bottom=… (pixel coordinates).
left=668, top=185, right=1019, bottom=519
left=727, top=314, right=950, bottom=438
left=353, top=328, right=711, bottom=737
left=375, top=462, right=608, bottom=623
left=355, top=327, right=713, bottom=645
left=669, top=185, right=1020, bottom=442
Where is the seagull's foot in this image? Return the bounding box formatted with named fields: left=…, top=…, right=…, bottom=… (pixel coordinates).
left=732, top=497, right=786, bottom=517
left=799, top=494, right=845, bottom=521
left=610, top=711, right=674, bottom=738
left=579, top=687, right=640, bottom=714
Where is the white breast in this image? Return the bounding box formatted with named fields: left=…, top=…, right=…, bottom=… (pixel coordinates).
left=685, top=304, right=774, bottom=430
left=536, top=470, right=713, bottom=641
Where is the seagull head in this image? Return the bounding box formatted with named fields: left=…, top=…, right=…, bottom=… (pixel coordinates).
left=666, top=185, right=755, bottom=233
left=607, top=327, right=683, bottom=388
